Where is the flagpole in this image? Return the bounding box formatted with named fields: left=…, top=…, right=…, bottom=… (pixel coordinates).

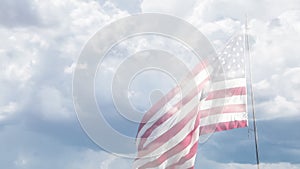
left=245, top=15, right=260, bottom=169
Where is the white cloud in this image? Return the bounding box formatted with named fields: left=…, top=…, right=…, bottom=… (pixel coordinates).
left=0, top=102, right=18, bottom=121
left=223, top=162, right=300, bottom=169
left=178, top=2, right=300, bottom=121
left=196, top=157, right=300, bottom=169
left=66, top=149, right=132, bottom=169
left=255, top=67, right=300, bottom=119
left=37, top=86, right=72, bottom=120
left=0, top=0, right=40, bottom=27
left=141, top=0, right=197, bottom=18
left=0, top=0, right=129, bottom=122
left=64, top=62, right=77, bottom=74
left=249, top=11, right=300, bottom=77
left=239, top=10, right=300, bottom=120
left=66, top=149, right=110, bottom=169
left=100, top=154, right=117, bottom=169
left=189, top=0, right=300, bottom=23
left=257, top=95, right=299, bottom=119
left=142, top=0, right=300, bottom=42
left=1, top=0, right=300, bottom=169
left=250, top=13, right=300, bottom=119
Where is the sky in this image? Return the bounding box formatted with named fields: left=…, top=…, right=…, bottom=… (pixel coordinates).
left=0, top=0, right=300, bottom=169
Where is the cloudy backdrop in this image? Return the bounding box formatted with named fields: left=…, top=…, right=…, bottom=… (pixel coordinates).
left=0, top=0, right=300, bottom=169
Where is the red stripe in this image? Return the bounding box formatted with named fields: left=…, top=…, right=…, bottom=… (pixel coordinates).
left=139, top=125, right=197, bottom=168
left=206, top=86, right=246, bottom=100
left=137, top=86, right=181, bottom=134
left=165, top=141, right=198, bottom=169
left=137, top=105, right=199, bottom=157
left=135, top=35, right=249, bottom=168
left=199, top=120, right=248, bottom=135
left=137, top=62, right=207, bottom=133
left=199, top=104, right=246, bottom=118
left=138, top=110, right=201, bottom=169
left=137, top=77, right=209, bottom=150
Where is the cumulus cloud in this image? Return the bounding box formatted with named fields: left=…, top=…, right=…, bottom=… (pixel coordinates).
left=0, top=0, right=40, bottom=27
left=188, top=0, right=300, bottom=23
left=249, top=11, right=300, bottom=119
left=0, top=0, right=129, bottom=123
left=67, top=149, right=131, bottom=169
left=197, top=157, right=300, bottom=169
left=0, top=1, right=130, bottom=168
left=0, top=102, right=18, bottom=121
left=0, top=122, right=131, bottom=169
left=141, top=0, right=197, bottom=18
left=250, top=11, right=300, bottom=80
left=138, top=0, right=300, bottom=122
left=139, top=0, right=300, bottom=167
left=1, top=0, right=300, bottom=168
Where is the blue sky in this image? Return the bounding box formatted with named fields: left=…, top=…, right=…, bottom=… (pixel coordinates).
left=0, top=0, right=300, bottom=169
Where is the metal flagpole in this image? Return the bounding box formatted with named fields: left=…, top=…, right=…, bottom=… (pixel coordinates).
left=245, top=15, right=260, bottom=169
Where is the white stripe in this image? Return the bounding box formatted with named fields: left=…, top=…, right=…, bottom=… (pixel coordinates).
left=164, top=130, right=198, bottom=169
left=176, top=154, right=197, bottom=169
left=199, top=95, right=246, bottom=110
left=138, top=111, right=197, bottom=159
left=147, top=67, right=210, bottom=123
left=134, top=126, right=199, bottom=169
left=200, top=112, right=248, bottom=127
left=137, top=69, right=209, bottom=141
left=143, top=97, right=199, bottom=147
left=211, top=78, right=246, bottom=91
left=136, top=96, right=198, bottom=147
left=193, top=66, right=212, bottom=86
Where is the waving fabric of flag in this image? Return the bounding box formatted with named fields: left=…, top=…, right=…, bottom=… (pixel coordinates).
left=133, top=33, right=248, bottom=169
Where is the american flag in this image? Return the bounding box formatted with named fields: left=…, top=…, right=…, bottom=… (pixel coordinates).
left=133, top=33, right=248, bottom=169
